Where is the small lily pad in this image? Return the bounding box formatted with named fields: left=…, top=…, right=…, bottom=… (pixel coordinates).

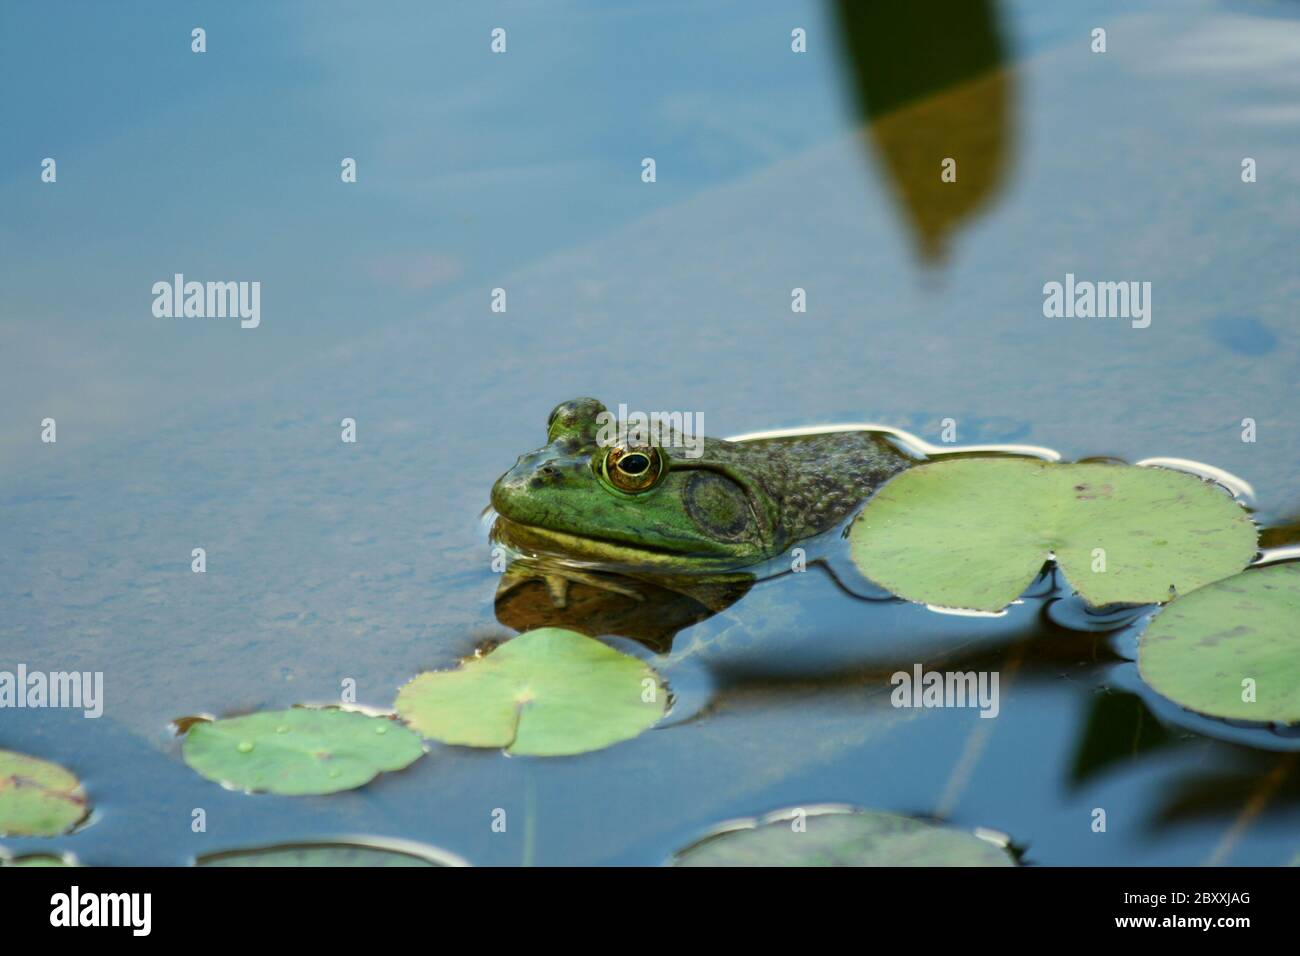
left=395, top=627, right=667, bottom=756
left=1138, top=562, right=1300, bottom=723
left=198, top=839, right=467, bottom=867
left=182, top=708, right=425, bottom=795
left=671, top=806, right=1015, bottom=866
left=850, top=458, right=1256, bottom=611
left=1, top=852, right=78, bottom=867
left=0, top=751, right=88, bottom=837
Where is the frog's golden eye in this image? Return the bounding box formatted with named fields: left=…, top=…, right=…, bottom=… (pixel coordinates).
left=603, top=445, right=665, bottom=493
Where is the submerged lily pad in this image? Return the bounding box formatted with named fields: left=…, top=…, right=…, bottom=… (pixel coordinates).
left=395, top=627, right=667, bottom=756
left=0, top=751, right=88, bottom=837
left=1138, top=562, right=1300, bottom=724
left=671, top=806, right=1015, bottom=866
left=198, top=839, right=467, bottom=867
left=182, top=708, right=424, bottom=795
left=850, top=458, right=1256, bottom=611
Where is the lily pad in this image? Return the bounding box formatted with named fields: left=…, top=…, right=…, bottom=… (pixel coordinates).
left=0, top=751, right=89, bottom=837
left=850, top=458, right=1256, bottom=611
left=1138, top=562, right=1300, bottom=723
left=182, top=708, right=424, bottom=795
left=198, top=839, right=467, bottom=867
left=395, top=627, right=667, bottom=756
left=0, top=852, right=78, bottom=867
left=671, top=806, right=1015, bottom=866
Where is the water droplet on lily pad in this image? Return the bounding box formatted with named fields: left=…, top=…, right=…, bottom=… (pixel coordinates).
left=394, top=627, right=667, bottom=756
left=671, top=806, right=1016, bottom=866
left=1138, top=562, right=1300, bottom=724
left=182, top=708, right=424, bottom=795
left=850, top=458, right=1256, bottom=611
left=0, top=750, right=89, bottom=838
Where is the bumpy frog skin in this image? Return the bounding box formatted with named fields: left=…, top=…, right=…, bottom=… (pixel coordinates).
left=491, top=398, right=915, bottom=573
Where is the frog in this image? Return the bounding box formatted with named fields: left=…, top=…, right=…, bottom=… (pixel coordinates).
left=490, top=397, right=916, bottom=584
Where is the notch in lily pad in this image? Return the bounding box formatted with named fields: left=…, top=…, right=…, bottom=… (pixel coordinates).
left=181, top=707, right=425, bottom=795
left=1138, top=562, right=1300, bottom=724
left=850, top=458, right=1257, bottom=612
left=0, top=751, right=89, bottom=837
left=670, top=806, right=1016, bottom=866
left=395, top=627, right=668, bottom=756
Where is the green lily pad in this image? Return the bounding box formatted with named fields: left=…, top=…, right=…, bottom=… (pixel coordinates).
left=671, top=807, right=1016, bottom=866
left=850, top=458, right=1256, bottom=611
left=182, top=708, right=425, bottom=795
left=1138, top=562, right=1300, bottom=723
left=395, top=627, right=667, bottom=756
left=0, top=751, right=89, bottom=837
left=1, top=852, right=78, bottom=867
left=198, top=839, right=467, bottom=867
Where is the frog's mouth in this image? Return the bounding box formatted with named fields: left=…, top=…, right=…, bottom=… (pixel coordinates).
left=489, top=515, right=747, bottom=574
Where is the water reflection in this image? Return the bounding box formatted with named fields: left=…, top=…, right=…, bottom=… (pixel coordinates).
left=1069, top=690, right=1181, bottom=786
left=492, top=550, right=753, bottom=653
left=832, top=0, right=1015, bottom=262
left=1152, top=754, right=1299, bottom=830
left=1261, top=513, right=1300, bottom=550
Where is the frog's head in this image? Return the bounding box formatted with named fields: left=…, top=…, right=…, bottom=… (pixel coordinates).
left=490, top=398, right=780, bottom=570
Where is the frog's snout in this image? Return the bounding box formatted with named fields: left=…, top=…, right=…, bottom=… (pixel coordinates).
left=490, top=465, right=525, bottom=517
left=491, top=452, right=574, bottom=519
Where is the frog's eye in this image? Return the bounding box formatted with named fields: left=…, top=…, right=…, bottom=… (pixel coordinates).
left=602, top=445, right=665, bottom=493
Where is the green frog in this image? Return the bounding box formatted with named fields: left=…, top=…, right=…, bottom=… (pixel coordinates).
left=491, top=397, right=916, bottom=578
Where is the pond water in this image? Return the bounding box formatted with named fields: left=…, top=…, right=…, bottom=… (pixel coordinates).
left=2, top=0, right=1298, bottom=865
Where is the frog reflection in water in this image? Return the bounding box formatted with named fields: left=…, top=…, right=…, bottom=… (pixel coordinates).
left=490, top=398, right=916, bottom=649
